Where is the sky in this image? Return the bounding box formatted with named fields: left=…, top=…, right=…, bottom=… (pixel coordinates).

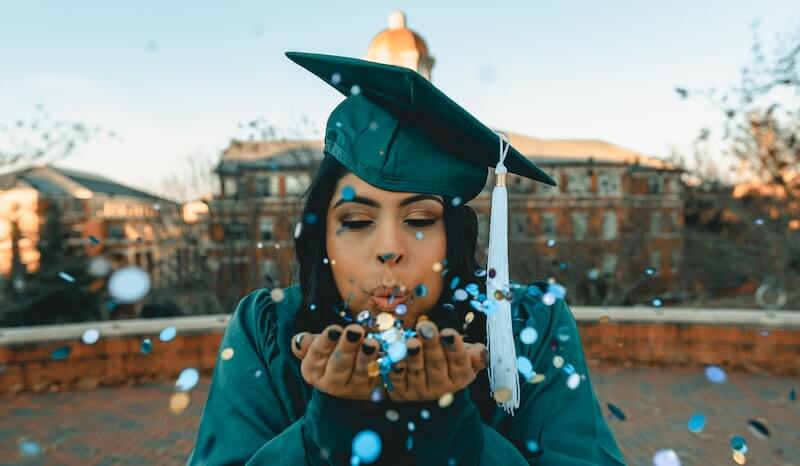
left=0, top=1, right=797, bottom=200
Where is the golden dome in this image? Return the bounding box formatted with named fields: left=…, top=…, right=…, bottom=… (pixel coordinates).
left=367, top=11, right=430, bottom=58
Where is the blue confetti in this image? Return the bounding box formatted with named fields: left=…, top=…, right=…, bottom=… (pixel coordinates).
left=450, top=276, right=460, bottom=290
left=730, top=435, right=748, bottom=454
left=352, top=430, right=382, bottom=463
left=59, top=272, right=75, bottom=283
left=687, top=412, right=706, bottom=433
left=140, top=338, right=153, bottom=354
left=414, top=284, right=428, bottom=298
left=51, top=346, right=71, bottom=361
left=159, top=326, right=177, bottom=342
left=607, top=403, right=626, bottom=421
left=341, top=185, right=356, bottom=201
left=705, top=365, right=726, bottom=384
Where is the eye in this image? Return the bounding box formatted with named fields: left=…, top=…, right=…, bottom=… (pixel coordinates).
left=406, top=219, right=437, bottom=228
left=341, top=220, right=373, bottom=230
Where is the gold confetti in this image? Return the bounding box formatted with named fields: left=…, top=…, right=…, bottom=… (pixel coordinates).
left=553, top=355, right=564, bottom=368
left=417, top=314, right=429, bottom=323
left=529, top=373, right=546, bottom=384
left=367, top=361, right=380, bottom=378
left=732, top=451, right=746, bottom=465
left=432, top=262, right=443, bottom=272
left=598, top=315, right=611, bottom=324
left=221, top=348, right=234, bottom=360
left=465, top=312, right=475, bottom=324
left=270, top=288, right=285, bottom=302
left=438, top=392, right=454, bottom=408
left=170, top=392, right=190, bottom=414
left=330, top=259, right=336, bottom=266
left=493, top=387, right=512, bottom=403
left=376, top=312, right=395, bottom=331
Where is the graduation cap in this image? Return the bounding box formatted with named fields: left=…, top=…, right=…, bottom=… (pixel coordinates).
left=286, top=51, right=556, bottom=413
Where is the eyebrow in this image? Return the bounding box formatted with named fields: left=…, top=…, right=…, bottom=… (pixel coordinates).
left=333, top=194, right=444, bottom=209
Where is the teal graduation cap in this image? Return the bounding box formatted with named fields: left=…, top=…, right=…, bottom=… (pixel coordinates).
left=286, top=51, right=556, bottom=414
left=285, top=51, right=556, bottom=202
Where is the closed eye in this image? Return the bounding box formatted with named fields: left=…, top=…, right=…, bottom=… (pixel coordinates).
left=406, top=219, right=437, bottom=228
left=340, top=220, right=372, bottom=230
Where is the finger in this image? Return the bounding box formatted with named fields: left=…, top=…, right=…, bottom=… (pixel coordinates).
left=351, top=336, right=380, bottom=386
left=439, top=329, right=472, bottom=383
left=417, top=321, right=448, bottom=390
left=291, top=332, right=316, bottom=360
left=387, top=358, right=407, bottom=398
left=464, top=342, right=489, bottom=373
left=404, top=337, right=425, bottom=394
left=302, top=325, right=342, bottom=382
left=324, top=324, right=365, bottom=382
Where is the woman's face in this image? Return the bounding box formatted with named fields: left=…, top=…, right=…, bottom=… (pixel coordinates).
left=326, top=173, right=446, bottom=327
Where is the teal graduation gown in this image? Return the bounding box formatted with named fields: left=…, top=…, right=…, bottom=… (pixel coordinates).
left=187, top=282, right=626, bottom=465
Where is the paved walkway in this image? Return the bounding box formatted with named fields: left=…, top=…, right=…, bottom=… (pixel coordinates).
left=1, top=367, right=797, bottom=465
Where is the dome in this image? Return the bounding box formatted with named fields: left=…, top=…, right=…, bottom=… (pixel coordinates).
left=367, top=11, right=430, bottom=61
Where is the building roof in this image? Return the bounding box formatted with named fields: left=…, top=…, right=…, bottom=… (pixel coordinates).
left=216, top=140, right=323, bottom=173
left=0, top=165, right=175, bottom=204
left=504, top=131, right=678, bottom=170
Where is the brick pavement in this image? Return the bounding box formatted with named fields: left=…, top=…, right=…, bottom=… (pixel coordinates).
left=1, top=367, right=797, bottom=465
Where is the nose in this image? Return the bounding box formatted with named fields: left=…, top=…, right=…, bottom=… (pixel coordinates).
left=374, top=222, right=406, bottom=266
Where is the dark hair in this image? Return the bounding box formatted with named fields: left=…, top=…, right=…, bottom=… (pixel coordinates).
left=292, top=155, right=487, bottom=344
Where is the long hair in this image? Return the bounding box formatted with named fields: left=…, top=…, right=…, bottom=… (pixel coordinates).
left=292, top=155, right=487, bottom=344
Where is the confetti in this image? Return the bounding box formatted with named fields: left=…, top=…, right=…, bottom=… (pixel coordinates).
left=598, top=315, right=611, bottom=324
left=294, top=222, right=303, bottom=239
left=516, top=356, right=534, bottom=379
left=566, top=373, right=581, bottom=390
left=732, top=450, right=746, bottom=465
left=415, top=232, right=424, bottom=240
left=352, top=430, right=381, bottom=463
left=644, top=267, right=656, bottom=276
left=170, top=392, right=190, bottom=414
left=305, top=213, right=318, bottom=225
left=552, top=355, right=564, bottom=368
left=651, top=298, right=663, bottom=307
left=341, top=185, right=356, bottom=201
left=376, top=312, right=395, bottom=331
left=350, top=85, right=361, bottom=95
left=140, top=338, right=153, bottom=354
left=528, top=373, right=546, bottom=384
left=18, top=439, right=42, bottom=457
left=450, top=277, right=460, bottom=290
left=730, top=435, right=748, bottom=454
left=51, top=346, right=71, bottom=361
left=394, top=304, right=408, bottom=316
left=385, top=409, right=399, bottom=422
left=556, top=326, right=571, bottom=342
left=88, top=235, right=101, bottom=244
left=542, top=293, right=556, bottom=306
left=59, top=271, right=75, bottom=283
left=221, top=348, right=235, bottom=360
left=652, top=449, right=681, bottom=466
left=175, top=368, right=200, bottom=392
left=687, top=412, right=706, bottom=433
left=82, top=328, right=100, bottom=345
left=331, top=72, right=341, bottom=85
left=438, top=392, right=454, bottom=408
left=546, top=238, right=556, bottom=247
left=420, top=409, right=430, bottom=420
left=159, top=326, right=177, bottom=342
left=108, top=266, right=151, bottom=303
left=526, top=440, right=540, bottom=453
left=520, top=327, right=538, bottom=345
left=747, top=419, right=770, bottom=439
left=367, top=361, right=380, bottom=377
left=414, top=284, right=428, bottom=298
left=270, top=288, right=285, bottom=303
left=493, top=387, right=512, bottom=403
left=607, top=403, right=626, bottom=421
left=705, top=365, right=726, bottom=384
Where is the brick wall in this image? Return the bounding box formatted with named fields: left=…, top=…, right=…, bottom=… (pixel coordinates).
left=1, top=320, right=798, bottom=396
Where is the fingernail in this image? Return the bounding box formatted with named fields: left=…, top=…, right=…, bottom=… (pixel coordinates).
left=392, top=365, right=405, bottom=373
left=346, top=330, right=362, bottom=343
left=361, top=343, right=376, bottom=355
left=440, top=334, right=455, bottom=348
left=408, top=346, right=421, bottom=356
left=328, top=329, right=341, bottom=341
left=294, top=334, right=304, bottom=350
left=419, top=323, right=435, bottom=340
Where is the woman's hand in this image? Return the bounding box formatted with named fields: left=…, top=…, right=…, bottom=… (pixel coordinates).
left=387, top=320, right=488, bottom=402
left=291, top=324, right=381, bottom=400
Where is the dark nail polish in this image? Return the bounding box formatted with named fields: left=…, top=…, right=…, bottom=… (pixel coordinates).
left=346, top=330, right=362, bottom=343
left=294, top=334, right=304, bottom=350
left=408, top=346, right=421, bottom=356
left=328, top=329, right=341, bottom=341
left=361, top=343, right=376, bottom=355
left=440, top=334, right=455, bottom=347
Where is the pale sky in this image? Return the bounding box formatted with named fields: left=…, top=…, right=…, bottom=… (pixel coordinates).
left=1, top=1, right=797, bottom=199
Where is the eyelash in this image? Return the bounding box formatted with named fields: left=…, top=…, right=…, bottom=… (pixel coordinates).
left=340, top=219, right=437, bottom=231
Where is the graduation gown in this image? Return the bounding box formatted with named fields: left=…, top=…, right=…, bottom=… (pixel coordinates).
left=187, top=282, right=626, bottom=465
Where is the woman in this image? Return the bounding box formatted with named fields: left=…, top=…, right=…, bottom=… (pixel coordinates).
left=188, top=52, right=625, bottom=466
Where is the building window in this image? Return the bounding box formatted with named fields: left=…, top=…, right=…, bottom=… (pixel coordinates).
left=508, top=176, right=531, bottom=194
left=671, top=249, right=681, bottom=274
left=571, top=212, right=588, bottom=239
left=260, top=217, right=275, bottom=242
left=254, top=175, right=272, bottom=197
left=541, top=212, right=557, bottom=237
left=108, top=224, right=124, bottom=240
left=261, top=259, right=279, bottom=284
left=597, top=171, right=621, bottom=195
left=601, top=254, right=618, bottom=276
left=650, top=212, right=662, bottom=235
left=650, top=250, right=661, bottom=275
left=567, top=170, right=591, bottom=194
left=224, top=177, right=238, bottom=197
left=669, top=211, right=680, bottom=232
left=647, top=176, right=663, bottom=194
left=602, top=211, right=617, bottom=240
left=511, top=212, right=529, bottom=239
left=286, top=174, right=310, bottom=196
left=537, top=169, right=560, bottom=196
left=225, top=221, right=248, bottom=241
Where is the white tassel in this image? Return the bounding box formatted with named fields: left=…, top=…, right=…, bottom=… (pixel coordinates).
left=486, top=132, right=519, bottom=414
